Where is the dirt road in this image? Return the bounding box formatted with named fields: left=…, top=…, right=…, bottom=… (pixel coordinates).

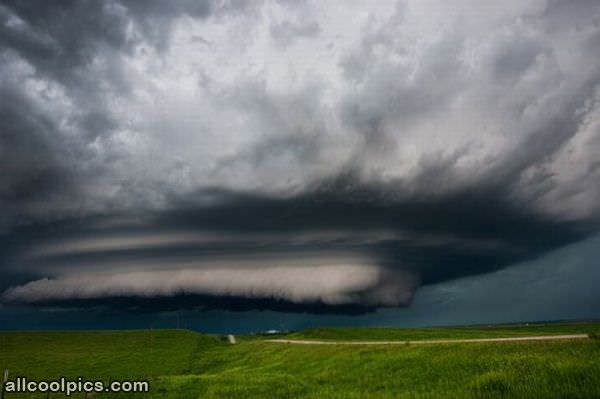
left=265, top=334, right=589, bottom=345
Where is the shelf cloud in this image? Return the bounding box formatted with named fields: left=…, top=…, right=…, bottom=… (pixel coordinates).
left=1, top=0, right=599, bottom=313
left=1, top=265, right=420, bottom=310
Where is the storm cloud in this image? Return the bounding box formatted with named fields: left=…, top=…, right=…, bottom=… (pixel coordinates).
left=1, top=0, right=600, bottom=313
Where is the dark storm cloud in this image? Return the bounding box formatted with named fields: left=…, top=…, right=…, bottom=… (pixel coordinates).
left=1, top=0, right=600, bottom=313
left=0, top=76, right=76, bottom=229
left=2, top=183, right=595, bottom=311
left=0, top=0, right=262, bottom=224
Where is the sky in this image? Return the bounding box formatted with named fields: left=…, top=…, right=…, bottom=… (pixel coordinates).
left=1, top=0, right=600, bottom=331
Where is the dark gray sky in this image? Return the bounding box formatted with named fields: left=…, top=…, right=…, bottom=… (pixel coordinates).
left=1, top=0, right=600, bottom=328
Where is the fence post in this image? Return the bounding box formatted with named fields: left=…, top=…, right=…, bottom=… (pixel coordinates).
left=1, top=369, right=9, bottom=399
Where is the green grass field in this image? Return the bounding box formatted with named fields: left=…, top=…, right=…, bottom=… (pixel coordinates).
left=1, top=322, right=600, bottom=398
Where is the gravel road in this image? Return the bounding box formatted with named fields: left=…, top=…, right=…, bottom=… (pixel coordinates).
left=265, top=334, right=589, bottom=345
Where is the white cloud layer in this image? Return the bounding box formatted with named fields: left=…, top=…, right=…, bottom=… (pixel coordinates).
left=1, top=265, right=419, bottom=307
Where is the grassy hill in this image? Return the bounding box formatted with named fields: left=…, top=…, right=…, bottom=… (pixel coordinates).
left=0, top=330, right=214, bottom=381
left=1, top=323, right=600, bottom=398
